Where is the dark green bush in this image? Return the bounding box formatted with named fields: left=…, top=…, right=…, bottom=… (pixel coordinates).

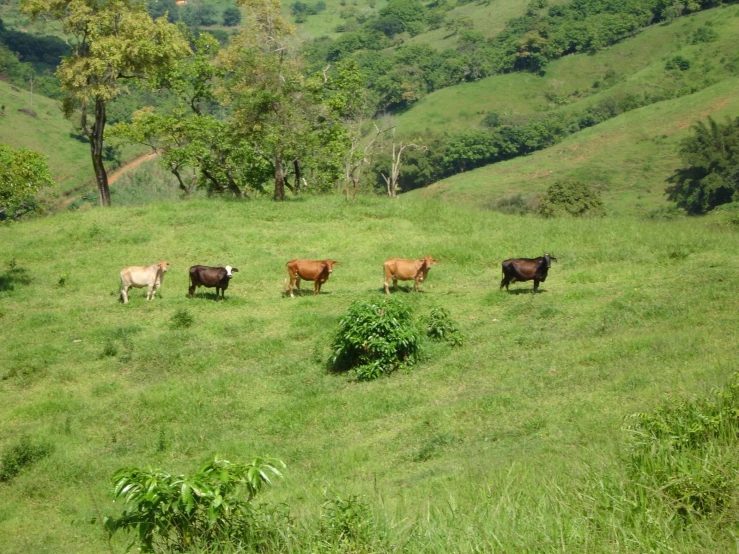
left=691, top=25, right=718, bottom=44
left=538, top=180, right=605, bottom=218
left=330, top=297, right=420, bottom=381
left=0, top=435, right=53, bottom=482
left=421, top=306, right=464, bottom=347
left=665, top=55, right=691, bottom=71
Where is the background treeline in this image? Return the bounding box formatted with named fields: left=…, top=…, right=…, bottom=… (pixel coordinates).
left=302, top=0, right=738, bottom=112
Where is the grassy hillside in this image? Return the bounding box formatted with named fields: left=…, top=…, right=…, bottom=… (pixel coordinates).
left=397, top=4, right=739, bottom=134
left=2, top=195, right=739, bottom=551
left=416, top=76, right=739, bottom=214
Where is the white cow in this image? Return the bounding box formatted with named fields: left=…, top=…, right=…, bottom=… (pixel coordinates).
left=120, top=260, right=171, bottom=303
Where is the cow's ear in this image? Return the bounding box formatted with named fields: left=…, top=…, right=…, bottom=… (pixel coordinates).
left=332, top=261, right=339, bottom=265
left=232, top=268, right=239, bottom=272
left=551, top=257, right=558, bottom=263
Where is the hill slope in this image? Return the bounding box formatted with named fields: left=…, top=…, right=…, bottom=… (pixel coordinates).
left=416, top=76, right=739, bottom=214
left=2, top=196, right=739, bottom=551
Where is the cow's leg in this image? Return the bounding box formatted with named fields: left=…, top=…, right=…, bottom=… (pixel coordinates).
left=533, top=278, right=540, bottom=293
left=500, top=276, right=511, bottom=291
left=215, top=286, right=221, bottom=300
left=295, top=277, right=302, bottom=297
left=393, top=277, right=398, bottom=291
left=384, top=279, right=391, bottom=295
left=121, top=285, right=129, bottom=304
left=314, top=280, right=321, bottom=295
left=147, top=284, right=155, bottom=300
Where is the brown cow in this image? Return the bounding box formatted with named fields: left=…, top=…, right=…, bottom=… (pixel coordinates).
left=189, top=265, right=238, bottom=300
left=500, top=254, right=557, bottom=293
left=120, top=260, right=171, bottom=303
left=284, top=259, right=339, bottom=298
left=383, top=255, right=438, bottom=294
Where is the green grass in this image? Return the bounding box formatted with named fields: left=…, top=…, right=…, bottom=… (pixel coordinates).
left=3, top=195, right=739, bottom=551
left=415, top=76, right=739, bottom=215
left=397, top=3, right=739, bottom=135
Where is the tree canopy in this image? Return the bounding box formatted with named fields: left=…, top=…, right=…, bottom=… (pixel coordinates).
left=0, top=144, right=54, bottom=217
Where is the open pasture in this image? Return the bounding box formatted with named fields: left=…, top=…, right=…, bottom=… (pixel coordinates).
left=2, top=195, right=739, bottom=551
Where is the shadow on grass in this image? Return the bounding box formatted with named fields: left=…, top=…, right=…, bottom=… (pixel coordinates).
left=503, top=288, right=548, bottom=295
left=383, top=286, right=427, bottom=294
left=0, top=267, right=32, bottom=292
left=187, top=291, right=232, bottom=301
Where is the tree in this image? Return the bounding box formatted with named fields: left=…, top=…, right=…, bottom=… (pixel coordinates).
left=20, top=0, right=191, bottom=207
left=538, top=179, right=605, bottom=217
left=378, top=127, right=426, bottom=197
left=666, top=116, right=739, bottom=214
left=223, top=5, right=242, bottom=26
left=0, top=144, right=54, bottom=218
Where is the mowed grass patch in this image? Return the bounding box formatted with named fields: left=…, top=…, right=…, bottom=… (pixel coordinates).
left=2, top=196, right=739, bottom=551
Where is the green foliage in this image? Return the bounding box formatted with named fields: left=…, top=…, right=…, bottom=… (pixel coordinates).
left=105, top=456, right=285, bottom=553
left=331, top=297, right=420, bottom=381
left=0, top=143, right=54, bottom=217
left=666, top=116, right=739, bottom=214
left=222, top=5, right=242, bottom=26
left=624, top=372, right=739, bottom=516
left=169, top=308, right=194, bottom=329
left=492, top=193, right=533, bottom=215
left=421, top=306, right=464, bottom=347
left=666, top=54, right=691, bottom=71
left=0, top=435, right=53, bottom=482
left=691, top=24, right=719, bottom=44
left=319, top=491, right=374, bottom=550
left=538, top=180, right=606, bottom=218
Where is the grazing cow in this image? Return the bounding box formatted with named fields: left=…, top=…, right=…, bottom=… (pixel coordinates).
left=500, top=254, right=558, bottom=293
left=120, top=260, right=171, bottom=303
left=383, top=255, right=438, bottom=295
left=189, top=265, right=239, bottom=300
left=284, top=259, right=339, bottom=298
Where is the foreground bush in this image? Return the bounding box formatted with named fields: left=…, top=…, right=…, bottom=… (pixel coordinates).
left=105, top=456, right=285, bottom=553
left=538, top=179, right=605, bottom=218
left=0, top=435, right=53, bottom=482
left=331, top=298, right=420, bottom=381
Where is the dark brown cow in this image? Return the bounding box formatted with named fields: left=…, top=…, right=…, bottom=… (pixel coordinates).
left=284, top=259, right=339, bottom=298
left=189, top=265, right=239, bottom=300
left=383, top=255, right=438, bottom=294
left=500, top=254, right=557, bottom=293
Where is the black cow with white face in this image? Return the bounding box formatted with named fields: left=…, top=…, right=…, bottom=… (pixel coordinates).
left=189, top=265, right=239, bottom=300
left=500, top=254, right=557, bottom=293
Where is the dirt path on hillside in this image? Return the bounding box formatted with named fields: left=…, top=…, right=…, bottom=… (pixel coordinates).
left=108, top=152, right=158, bottom=184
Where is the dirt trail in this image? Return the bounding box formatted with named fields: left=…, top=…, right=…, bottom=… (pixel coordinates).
left=108, top=152, right=158, bottom=184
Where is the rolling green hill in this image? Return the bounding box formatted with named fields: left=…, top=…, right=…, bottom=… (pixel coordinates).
left=415, top=76, right=739, bottom=215
left=3, top=195, right=739, bottom=552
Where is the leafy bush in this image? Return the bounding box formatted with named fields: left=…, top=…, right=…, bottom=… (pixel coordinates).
left=0, top=435, right=54, bottom=482
left=538, top=180, right=605, bottom=218
left=624, top=372, right=739, bottom=517
left=169, top=308, right=194, bottom=329
left=421, top=306, right=464, bottom=347
left=105, top=456, right=285, bottom=553
left=492, top=193, right=533, bottom=215
left=665, top=55, right=691, bottom=71
left=330, top=297, right=420, bottom=381
left=319, top=491, right=375, bottom=549
left=691, top=25, right=718, bottom=44
left=222, top=6, right=241, bottom=26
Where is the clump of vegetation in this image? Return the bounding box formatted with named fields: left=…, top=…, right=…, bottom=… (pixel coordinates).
left=538, top=180, right=605, bottom=218
left=665, top=55, right=691, bottom=71
left=624, top=372, right=739, bottom=517
left=0, top=144, right=54, bottom=219
left=169, top=308, right=194, bottom=329
left=0, top=435, right=54, bottom=482
left=492, top=194, right=534, bottom=215
left=105, top=456, right=285, bottom=552
left=331, top=298, right=420, bottom=381
left=421, top=306, right=464, bottom=347
left=691, top=25, right=719, bottom=44
left=666, top=116, right=739, bottom=214
left=319, top=491, right=375, bottom=550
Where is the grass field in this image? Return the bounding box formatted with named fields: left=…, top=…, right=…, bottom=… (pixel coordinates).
left=415, top=76, right=739, bottom=215
left=3, top=194, right=739, bottom=552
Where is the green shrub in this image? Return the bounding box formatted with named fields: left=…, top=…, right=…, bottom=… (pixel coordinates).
left=691, top=25, right=718, bottom=44
left=169, top=308, right=194, bottom=329
left=665, top=55, right=691, bottom=71
left=538, top=180, right=605, bottom=218
left=421, top=306, right=464, bottom=347
left=624, top=372, right=739, bottom=517
left=492, top=193, right=533, bottom=215
left=319, top=491, right=374, bottom=549
left=105, top=456, right=285, bottom=553
left=330, top=298, right=420, bottom=381
left=0, top=435, right=54, bottom=482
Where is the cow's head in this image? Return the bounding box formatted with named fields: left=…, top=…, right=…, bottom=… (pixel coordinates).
left=324, top=260, right=339, bottom=273
left=422, top=255, right=439, bottom=269
left=158, top=260, right=171, bottom=273
left=543, top=254, right=558, bottom=268
left=225, top=265, right=239, bottom=279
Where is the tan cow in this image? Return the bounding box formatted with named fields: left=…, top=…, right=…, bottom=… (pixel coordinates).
left=120, top=260, right=171, bottom=303
left=283, top=259, right=339, bottom=298
left=383, top=255, right=438, bottom=294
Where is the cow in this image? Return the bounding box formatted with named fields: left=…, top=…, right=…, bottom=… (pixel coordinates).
left=283, top=259, right=339, bottom=298
left=120, top=260, right=171, bottom=303
left=383, top=255, right=438, bottom=295
left=500, top=254, right=558, bottom=293
left=189, top=265, right=239, bottom=300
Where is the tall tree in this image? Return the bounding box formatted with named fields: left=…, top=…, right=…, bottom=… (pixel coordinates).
left=21, top=0, right=190, bottom=206
left=0, top=144, right=54, bottom=218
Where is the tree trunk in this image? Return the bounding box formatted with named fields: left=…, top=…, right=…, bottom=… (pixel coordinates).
left=90, top=98, right=111, bottom=207
left=293, top=159, right=301, bottom=194
left=274, top=155, right=285, bottom=201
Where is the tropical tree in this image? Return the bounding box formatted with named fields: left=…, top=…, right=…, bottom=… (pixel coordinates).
left=20, top=0, right=191, bottom=207
left=0, top=143, right=54, bottom=218
left=538, top=179, right=605, bottom=217
left=666, top=116, right=739, bottom=214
